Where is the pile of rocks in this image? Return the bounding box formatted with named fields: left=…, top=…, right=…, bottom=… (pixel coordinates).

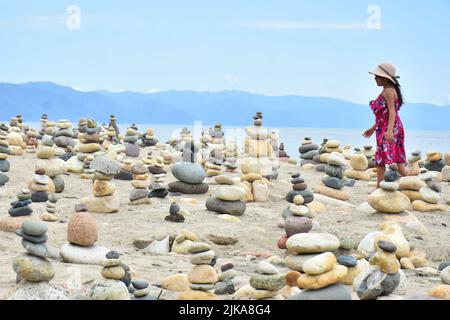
left=77, top=119, right=102, bottom=154
left=206, top=175, right=246, bottom=216
left=169, top=148, right=208, bottom=195
left=165, top=201, right=185, bottom=222
left=223, top=141, right=239, bottom=172
left=29, top=169, right=53, bottom=203
left=248, top=261, right=284, bottom=300
left=314, top=152, right=350, bottom=201
left=178, top=242, right=218, bottom=300
left=140, top=128, right=158, bottom=147
left=204, top=161, right=222, bottom=178
left=88, top=251, right=130, bottom=300
left=425, top=151, right=446, bottom=172
left=35, top=146, right=67, bottom=193
left=41, top=122, right=56, bottom=147
left=361, top=146, right=376, bottom=168
left=81, top=156, right=121, bottom=213
left=412, top=174, right=447, bottom=212
left=25, top=130, right=38, bottom=153
left=0, top=130, right=11, bottom=174
left=54, top=120, right=75, bottom=149
left=399, top=176, right=426, bottom=202
left=407, top=151, right=422, bottom=176
left=124, top=127, right=140, bottom=158
left=240, top=173, right=271, bottom=203
left=355, top=239, right=401, bottom=300
left=285, top=173, right=314, bottom=209
left=0, top=189, right=35, bottom=232
left=40, top=194, right=59, bottom=222
left=130, top=279, right=156, bottom=300
left=80, top=155, right=95, bottom=179
left=345, top=154, right=370, bottom=181
left=369, top=170, right=411, bottom=213
left=129, top=163, right=150, bottom=205
left=10, top=221, right=67, bottom=300
left=241, top=112, right=278, bottom=179
left=277, top=143, right=290, bottom=161
left=299, top=137, right=319, bottom=168
left=38, top=114, right=49, bottom=139
left=149, top=157, right=169, bottom=198
left=6, top=123, right=25, bottom=155
left=60, top=204, right=110, bottom=264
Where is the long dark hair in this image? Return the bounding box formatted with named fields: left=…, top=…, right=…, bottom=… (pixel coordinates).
left=391, top=79, right=404, bottom=106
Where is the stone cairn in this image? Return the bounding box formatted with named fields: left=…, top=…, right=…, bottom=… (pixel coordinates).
left=206, top=175, right=246, bottom=216
left=102, top=126, right=117, bottom=150
left=140, top=128, right=158, bottom=147
left=41, top=121, right=56, bottom=147
left=0, top=189, right=34, bottom=232
left=108, top=115, right=120, bottom=139
left=407, top=150, right=422, bottom=176
left=241, top=112, right=278, bottom=180
left=124, top=127, right=140, bottom=158
left=88, top=251, right=130, bottom=300
left=315, top=138, right=328, bottom=172
left=129, top=163, right=151, bottom=205
left=81, top=156, right=121, bottom=213
left=40, top=194, right=59, bottom=222
left=60, top=204, right=110, bottom=265
left=398, top=175, right=426, bottom=203
left=425, top=151, right=446, bottom=172
left=314, top=152, right=350, bottom=201
left=78, top=118, right=102, bottom=154
left=10, top=221, right=67, bottom=300
left=148, top=157, right=169, bottom=199
left=277, top=142, right=291, bottom=162
left=355, top=239, right=401, bottom=300
left=115, top=158, right=134, bottom=180
left=6, top=120, right=25, bottom=155
left=80, top=154, right=95, bottom=180
left=54, top=120, right=75, bottom=149
left=25, top=130, right=39, bottom=153
left=36, top=145, right=67, bottom=193
left=165, top=200, right=185, bottom=222
left=37, top=114, right=49, bottom=139
left=368, top=170, right=411, bottom=213
left=412, top=172, right=447, bottom=212
left=344, top=153, right=370, bottom=181
left=0, top=127, right=10, bottom=197
left=223, top=141, right=239, bottom=172
left=248, top=261, right=284, bottom=300
left=178, top=242, right=218, bottom=300
left=29, top=168, right=53, bottom=203
left=299, top=137, right=319, bottom=168
left=169, top=142, right=209, bottom=195
left=361, top=145, right=376, bottom=168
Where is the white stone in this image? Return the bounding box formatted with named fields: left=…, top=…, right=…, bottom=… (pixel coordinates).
left=60, top=243, right=110, bottom=265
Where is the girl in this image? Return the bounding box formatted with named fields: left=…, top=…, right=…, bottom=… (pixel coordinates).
left=363, top=63, right=408, bottom=189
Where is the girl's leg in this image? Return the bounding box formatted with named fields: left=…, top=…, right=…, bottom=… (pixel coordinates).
left=376, top=165, right=386, bottom=188
left=397, top=163, right=409, bottom=177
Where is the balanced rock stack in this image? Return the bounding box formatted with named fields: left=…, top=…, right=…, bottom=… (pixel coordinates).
left=102, top=126, right=117, bottom=149
left=80, top=155, right=95, bottom=179
left=108, top=115, right=120, bottom=138
left=425, top=151, right=446, bottom=172
left=0, top=189, right=35, bottom=232
left=362, top=146, right=376, bottom=168
left=169, top=148, right=209, bottom=195
left=314, top=152, right=350, bottom=201
left=81, top=156, right=121, bottom=213
left=148, top=157, right=169, bottom=198
left=345, top=154, right=370, bottom=181
left=165, top=200, right=185, bottom=222
left=398, top=176, right=426, bottom=202
left=223, top=141, right=239, bottom=172
left=77, top=119, right=102, bottom=154
left=248, top=261, right=284, bottom=300
left=206, top=123, right=226, bottom=164
left=29, top=169, right=54, bottom=203
left=241, top=112, right=277, bottom=179
left=277, top=143, right=290, bottom=161
left=88, top=251, right=130, bottom=300
left=115, top=159, right=134, bottom=180
left=129, top=163, right=150, bottom=205
left=178, top=242, right=218, bottom=300
left=355, top=239, right=401, bottom=300
left=60, top=204, right=110, bottom=265
left=204, top=161, right=222, bottom=178
left=124, top=127, right=141, bottom=158
left=285, top=173, right=314, bottom=209
left=38, top=114, right=48, bottom=139
left=41, top=122, right=56, bottom=147
left=54, top=120, right=75, bottom=149
left=412, top=175, right=447, bottom=212
left=6, top=122, right=25, bottom=155
left=407, top=150, right=422, bottom=176
left=0, top=129, right=11, bottom=173
left=40, top=194, right=59, bottom=222
left=25, top=130, right=39, bottom=153
left=299, top=137, right=319, bottom=168
left=206, top=175, right=246, bottom=216
left=369, top=170, right=411, bottom=213
left=10, top=221, right=67, bottom=300
left=36, top=146, right=67, bottom=193
left=130, top=280, right=156, bottom=300
left=290, top=252, right=351, bottom=300
left=140, top=128, right=158, bottom=147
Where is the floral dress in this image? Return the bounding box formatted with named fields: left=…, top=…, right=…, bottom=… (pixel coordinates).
left=370, top=93, right=406, bottom=166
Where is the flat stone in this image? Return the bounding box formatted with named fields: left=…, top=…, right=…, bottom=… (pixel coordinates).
left=21, top=239, right=61, bottom=260
left=207, top=233, right=238, bottom=245
left=302, top=252, right=337, bottom=275
left=249, top=274, right=285, bottom=291
left=187, top=242, right=211, bottom=254
left=286, top=190, right=314, bottom=204
left=286, top=233, right=340, bottom=254
left=377, top=240, right=397, bottom=253
left=205, top=198, right=245, bottom=216
left=337, top=255, right=357, bottom=268
left=380, top=181, right=400, bottom=191
left=190, top=250, right=216, bottom=265
left=90, top=156, right=121, bottom=175
left=322, top=176, right=344, bottom=190
left=16, top=229, right=48, bottom=244
left=13, top=253, right=55, bottom=282
left=168, top=181, right=209, bottom=194
left=283, top=254, right=320, bottom=272
left=60, top=243, right=110, bottom=265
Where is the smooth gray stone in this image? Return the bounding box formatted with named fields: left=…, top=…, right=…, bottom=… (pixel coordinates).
left=205, top=198, right=245, bottom=216
left=286, top=190, right=314, bottom=204
left=168, top=181, right=209, bottom=194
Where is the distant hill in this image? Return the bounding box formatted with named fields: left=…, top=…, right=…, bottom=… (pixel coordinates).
left=0, top=82, right=449, bottom=130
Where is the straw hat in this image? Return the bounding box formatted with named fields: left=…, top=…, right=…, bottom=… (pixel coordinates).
left=369, top=62, right=400, bottom=84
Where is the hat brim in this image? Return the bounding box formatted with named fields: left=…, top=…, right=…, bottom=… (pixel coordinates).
left=369, top=69, right=396, bottom=83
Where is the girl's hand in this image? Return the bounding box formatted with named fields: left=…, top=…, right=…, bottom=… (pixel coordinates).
left=363, top=127, right=375, bottom=138
left=385, top=130, right=394, bottom=144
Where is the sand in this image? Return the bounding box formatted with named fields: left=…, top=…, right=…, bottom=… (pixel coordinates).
left=0, top=151, right=449, bottom=299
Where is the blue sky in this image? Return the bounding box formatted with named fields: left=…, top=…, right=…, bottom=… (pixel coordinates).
left=1, top=0, right=449, bottom=105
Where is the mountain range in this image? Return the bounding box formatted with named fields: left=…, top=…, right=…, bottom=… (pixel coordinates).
left=0, top=81, right=449, bottom=130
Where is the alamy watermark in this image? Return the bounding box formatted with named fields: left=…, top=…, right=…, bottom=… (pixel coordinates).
left=66, top=5, right=81, bottom=30
left=367, top=5, right=382, bottom=30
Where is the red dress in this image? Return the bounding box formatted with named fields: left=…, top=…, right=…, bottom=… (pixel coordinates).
left=370, top=94, right=406, bottom=166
